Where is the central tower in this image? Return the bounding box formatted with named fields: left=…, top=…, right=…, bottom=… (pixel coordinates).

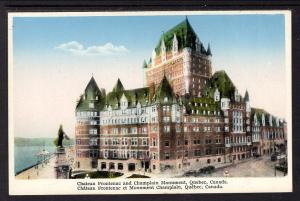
left=145, top=17, right=212, bottom=97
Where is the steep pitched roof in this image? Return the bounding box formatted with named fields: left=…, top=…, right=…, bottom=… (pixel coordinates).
left=106, top=87, right=150, bottom=109
left=202, top=70, right=236, bottom=99
left=153, top=75, right=176, bottom=103
left=76, top=76, right=105, bottom=111
left=112, top=78, right=124, bottom=93
left=184, top=96, right=221, bottom=116
left=154, top=18, right=200, bottom=55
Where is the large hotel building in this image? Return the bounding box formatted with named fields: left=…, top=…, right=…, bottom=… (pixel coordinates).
left=74, top=18, right=287, bottom=173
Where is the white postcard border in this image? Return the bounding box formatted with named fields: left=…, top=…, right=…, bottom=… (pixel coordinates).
left=8, top=10, right=293, bottom=195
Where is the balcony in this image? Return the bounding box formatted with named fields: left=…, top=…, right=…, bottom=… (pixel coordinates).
left=231, top=142, right=247, bottom=146
left=225, top=144, right=231, bottom=148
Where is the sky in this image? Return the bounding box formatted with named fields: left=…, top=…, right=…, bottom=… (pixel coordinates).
left=12, top=13, right=288, bottom=138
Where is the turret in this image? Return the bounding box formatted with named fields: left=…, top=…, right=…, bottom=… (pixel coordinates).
left=172, top=33, right=178, bottom=56
left=206, top=43, right=212, bottom=56
left=262, top=113, right=266, bottom=126
left=152, top=50, right=156, bottom=67
left=161, top=38, right=166, bottom=63
left=234, top=89, right=240, bottom=102
left=244, top=90, right=250, bottom=112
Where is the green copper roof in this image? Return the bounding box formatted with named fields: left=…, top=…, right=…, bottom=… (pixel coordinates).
left=112, top=78, right=125, bottom=93
left=202, top=70, right=236, bottom=99
left=184, top=97, right=221, bottom=116
left=76, top=77, right=105, bottom=111
left=155, top=18, right=201, bottom=55
left=106, top=84, right=150, bottom=109
left=143, top=60, right=148, bottom=68
left=251, top=107, right=283, bottom=127
left=153, top=75, right=177, bottom=104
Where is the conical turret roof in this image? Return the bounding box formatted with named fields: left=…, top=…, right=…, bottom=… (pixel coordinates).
left=244, top=90, right=249, bottom=102
left=206, top=43, right=212, bottom=56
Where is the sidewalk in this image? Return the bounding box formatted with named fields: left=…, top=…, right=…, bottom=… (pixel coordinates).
left=15, top=156, right=56, bottom=179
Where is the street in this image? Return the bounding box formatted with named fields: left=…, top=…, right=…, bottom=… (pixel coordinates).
left=205, top=156, right=286, bottom=177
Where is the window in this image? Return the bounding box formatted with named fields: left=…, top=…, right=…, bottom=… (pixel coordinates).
left=76, top=139, right=81, bottom=145
left=193, top=139, right=201, bottom=144
left=184, top=126, right=188, bottom=132
left=89, top=102, right=94, bottom=108
left=89, top=150, right=98, bottom=158
left=165, top=152, right=170, bottom=160
left=152, top=106, right=156, bottom=112
left=76, top=150, right=81, bottom=157
left=163, top=117, right=170, bottom=123
left=89, top=138, right=98, bottom=146
left=131, top=138, right=138, bottom=145
left=89, top=129, right=97, bottom=135
left=113, top=138, right=118, bottom=145
left=216, top=147, right=223, bottom=155
left=176, top=125, right=181, bottom=132
left=142, top=138, right=148, bottom=146
left=104, top=150, right=108, bottom=158
left=164, top=141, right=169, bottom=147
left=152, top=138, right=157, bottom=146
left=205, top=149, right=212, bottom=155
left=121, top=128, right=128, bottom=134
left=90, top=120, right=97, bottom=125
left=113, top=128, right=118, bottom=134
left=194, top=150, right=201, bottom=156
left=185, top=140, right=189, bottom=145
left=104, top=138, right=109, bottom=145
left=131, top=127, right=137, bottom=134
left=163, top=106, right=170, bottom=113
left=164, top=126, right=170, bottom=133
left=113, top=150, right=117, bottom=158
left=215, top=135, right=221, bottom=144
left=205, top=136, right=212, bottom=144
left=141, top=127, right=147, bottom=133
left=122, top=138, right=128, bottom=145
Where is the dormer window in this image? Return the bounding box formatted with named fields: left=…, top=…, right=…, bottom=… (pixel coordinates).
left=164, top=97, right=168, bottom=103
left=89, top=102, right=94, bottom=109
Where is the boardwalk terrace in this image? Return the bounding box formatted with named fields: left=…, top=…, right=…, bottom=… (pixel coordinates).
left=74, top=18, right=287, bottom=174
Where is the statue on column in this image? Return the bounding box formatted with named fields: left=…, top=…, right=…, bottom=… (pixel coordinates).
left=54, top=124, right=70, bottom=147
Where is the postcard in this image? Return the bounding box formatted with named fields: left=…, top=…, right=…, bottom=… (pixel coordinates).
left=8, top=10, right=292, bottom=195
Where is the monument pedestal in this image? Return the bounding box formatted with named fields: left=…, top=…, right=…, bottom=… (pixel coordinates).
left=54, top=147, right=70, bottom=179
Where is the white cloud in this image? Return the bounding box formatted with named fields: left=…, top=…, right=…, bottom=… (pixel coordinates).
left=55, top=41, right=129, bottom=56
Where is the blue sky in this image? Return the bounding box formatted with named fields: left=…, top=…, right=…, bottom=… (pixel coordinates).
left=12, top=14, right=287, bottom=138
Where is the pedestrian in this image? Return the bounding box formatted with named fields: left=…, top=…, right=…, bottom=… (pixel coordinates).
left=224, top=170, right=229, bottom=177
